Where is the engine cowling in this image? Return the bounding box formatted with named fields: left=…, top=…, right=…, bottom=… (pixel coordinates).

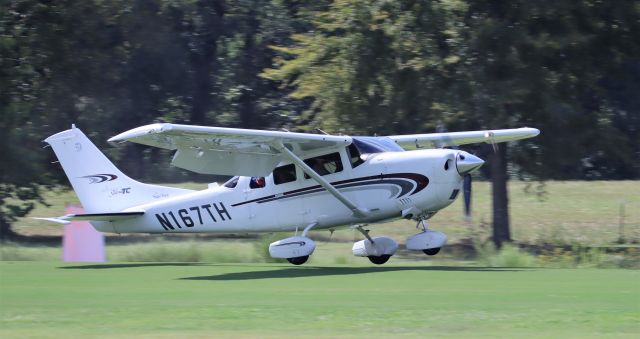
left=406, top=230, right=447, bottom=251
left=269, top=236, right=316, bottom=259
left=352, top=236, right=398, bottom=257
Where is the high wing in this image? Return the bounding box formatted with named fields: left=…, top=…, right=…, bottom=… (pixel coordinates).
left=109, top=123, right=538, bottom=219
left=108, top=123, right=351, bottom=176
left=110, top=124, right=539, bottom=175
left=387, top=127, right=540, bottom=150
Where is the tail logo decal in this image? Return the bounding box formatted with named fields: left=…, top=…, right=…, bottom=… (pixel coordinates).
left=81, top=174, right=118, bottom=184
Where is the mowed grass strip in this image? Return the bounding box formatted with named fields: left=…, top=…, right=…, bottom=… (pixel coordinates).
left=1, top=262, right=638, bottom=338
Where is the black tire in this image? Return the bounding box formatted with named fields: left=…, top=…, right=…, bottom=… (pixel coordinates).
left=422, top=248, right=440, bottom=256
left=287, top=255, right=309, bottom=265
left=367, top=255, right=391, bottom=265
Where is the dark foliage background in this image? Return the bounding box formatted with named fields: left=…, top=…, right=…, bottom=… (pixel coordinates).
left=1, top=0, right=638, bottom=241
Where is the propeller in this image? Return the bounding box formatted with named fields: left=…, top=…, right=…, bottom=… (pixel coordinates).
left=436, top=123, right=481, bottom=222
left=455, top=151, right=483, bottom=222
left=463, top=174, right=472, bottom=222
left=435, top=122, right=458, bottom=149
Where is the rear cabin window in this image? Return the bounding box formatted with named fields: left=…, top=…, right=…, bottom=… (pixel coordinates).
left=304, top=152, right=343, bottom=178
left=273, top=164, right=297, bottom=185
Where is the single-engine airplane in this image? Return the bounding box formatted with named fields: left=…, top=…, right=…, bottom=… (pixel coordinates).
left=39, top=123, right=539, bottom=265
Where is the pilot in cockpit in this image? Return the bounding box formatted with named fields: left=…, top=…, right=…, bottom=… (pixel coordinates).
left=250, top=176, right=265, bottom=188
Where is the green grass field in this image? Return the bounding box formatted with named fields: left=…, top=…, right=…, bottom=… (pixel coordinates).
left=2, top=181, right=638, bottom=337
left=0, top=262, right=638, bottom=338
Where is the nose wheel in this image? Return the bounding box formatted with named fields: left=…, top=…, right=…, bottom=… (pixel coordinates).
left=406, top=218, right=448, bottom=257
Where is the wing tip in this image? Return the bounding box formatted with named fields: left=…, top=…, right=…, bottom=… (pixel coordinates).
left=522, top=127, right=541, bottom=137
left=108, top=123, right=171, bottom=143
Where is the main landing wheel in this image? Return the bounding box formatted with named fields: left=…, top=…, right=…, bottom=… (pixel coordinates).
left=368, top=255, right=391, bottom=265
left=287, top=255, right=309, bottom=265
left=423, top=248, right=441, bottom=256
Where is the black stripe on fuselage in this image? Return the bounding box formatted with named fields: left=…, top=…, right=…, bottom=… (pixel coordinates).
left=231, top=173, right=428, bottom=207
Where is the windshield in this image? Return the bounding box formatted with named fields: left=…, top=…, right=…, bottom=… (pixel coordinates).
left=352, top=137, right=404, bottom=154
left=223, top=176, right=239, bottom=188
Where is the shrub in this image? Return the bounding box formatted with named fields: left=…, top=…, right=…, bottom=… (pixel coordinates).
left=109, top=240, right=255, bottom=263
left=0, top=243, right=60, bottom=261
left=253, top=233, right=286, bottom=263
left=474, top=241, right=537, bottom=268
left=538, top=245, right=640, bottom=269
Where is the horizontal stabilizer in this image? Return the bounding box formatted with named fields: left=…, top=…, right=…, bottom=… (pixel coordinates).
left=33, top=211, right=144, bottom=225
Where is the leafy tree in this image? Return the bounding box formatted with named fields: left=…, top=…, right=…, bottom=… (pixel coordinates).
left=263, top=0, right=640, bottom=247
left=262, top=0, right=468, bottom=134
left=0, top=0, right=56, bottom=238
left=1, top=0, right=638, bottom=241
left=458, top=0, right=640, bottom=245
left=213, top=0, right=310, bottom=129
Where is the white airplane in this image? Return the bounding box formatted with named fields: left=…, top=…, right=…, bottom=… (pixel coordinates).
left=39, top=123, right=539, bottom=265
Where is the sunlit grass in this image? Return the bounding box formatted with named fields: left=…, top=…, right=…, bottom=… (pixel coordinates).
left=0, top=262, right=638, bottom=338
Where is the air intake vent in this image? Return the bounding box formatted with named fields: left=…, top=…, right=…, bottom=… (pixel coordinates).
left=449, top=189, right=460, bottom=200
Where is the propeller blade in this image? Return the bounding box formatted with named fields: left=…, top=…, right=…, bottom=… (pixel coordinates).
left=463, top=174, right=472, bottom=222
left=435, top=122, right=458, bottom=149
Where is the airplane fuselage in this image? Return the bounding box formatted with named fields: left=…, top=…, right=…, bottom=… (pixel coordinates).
left=93, top=148, right=464, bottom=234
left=92, top=149, right=462, bottom=233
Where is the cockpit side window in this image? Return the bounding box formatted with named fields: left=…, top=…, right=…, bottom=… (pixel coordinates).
left=249, top=176, right=266, bottom=189
left=346, top=143, right=364, bottom=168
left=303, top=152, right=343, bottom=178
left=223, top=176, right=239, bottom=188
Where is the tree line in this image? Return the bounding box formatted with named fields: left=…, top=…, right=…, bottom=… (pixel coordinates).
left=1, top=0, right=638, bottom=243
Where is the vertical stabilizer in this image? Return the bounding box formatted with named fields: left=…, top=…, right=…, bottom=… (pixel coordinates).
left=45, top=126, right=193, bottom=213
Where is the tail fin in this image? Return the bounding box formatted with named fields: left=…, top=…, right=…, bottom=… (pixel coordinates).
left=45, top=125, right=193, bottom=213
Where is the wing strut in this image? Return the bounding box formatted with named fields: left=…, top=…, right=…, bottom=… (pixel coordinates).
left=273, top=140, right=368, bottom=218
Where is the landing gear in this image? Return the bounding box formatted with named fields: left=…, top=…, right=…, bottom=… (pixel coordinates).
left=269, top=223, right=318, bottom=265
left=287, top=255, right=309, bottom=265
left=368, top=255, right=391, bottom=265
left=422, top=248, right=440, bottom=256
left=352, top=225, right=398, bottom=265
left=406, top=218, right=448, bottom=257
